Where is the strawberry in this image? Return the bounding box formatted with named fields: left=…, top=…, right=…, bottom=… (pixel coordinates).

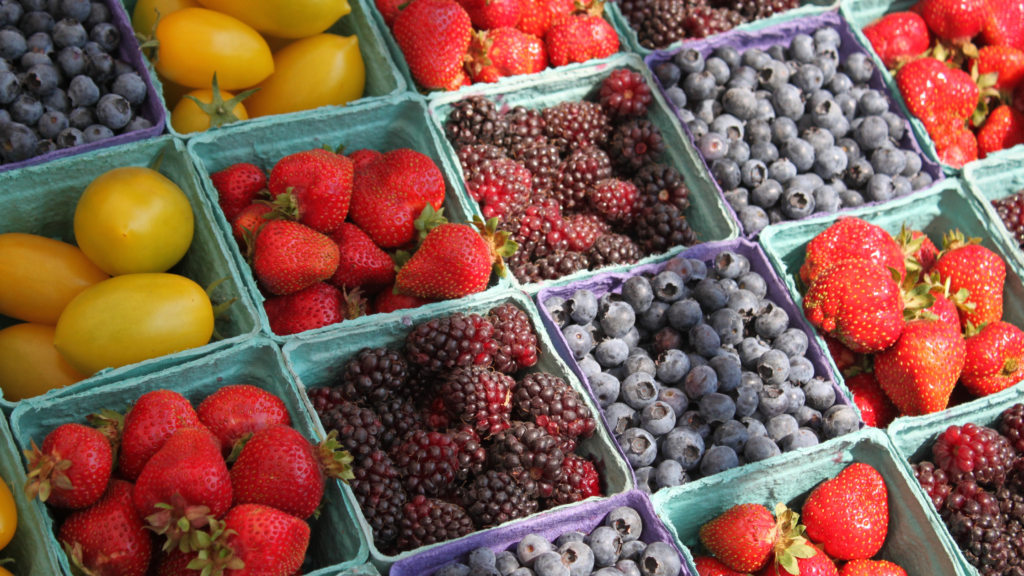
left=59, top=480, right=152, bottom=576
left=915, top=271, right=973, bottom=332
left=875, top=319, right=966, bottom=415
left=545, top=1, right=618, bottom=67
left=466, top=28, right=548, bottom=84
left=24, top=423, right=112, bottom=509
left=699, top=504, right=778, bottom=572
left=230, top=425, right=353, bottom=520
left=329, top=223, right=396, bottom=293
left=756, top=545, right=837, bottom=576
left=974, top=46, right=1024, bottom=90
left=977, top=105, right=1024, bottom=158
left=895, top=58, right=978, bottom=133
left=803, top=260, right=905, bottom=354
left=192, top=504, right=310, bottom=576
left=157, top=550, right=197, bottom=576
left=267, top=148, right=354, bottom=235
left=395, top=218, right=516, bottom=300
left=822, top=334, right=862, bottom=373
left=894, top=225, right=938, bottom=274
left=210, top=163, right=267, bottom=223
left=933, top=230, right=1006, bottom=327
left=960, top=321, right=1024, bottom=396
left=840, top=560, right=907, bottom=576
left=862, top=12, right=930, bottom=69
left=983, top=0, right=1024, bottom=50
left=803, top=463, right=888, bottom=561
left=518, top=0, right=573, bottom=36
left=919, top=0, right=985, bottom=41
left=393, top=0, right=473, bottom=90
left=348, top=149, right=382, bottom=172
left=196, top=384, right=292, bottom=459
left=799, top=217, right=906, bottom=287
left=264, top=282, right=346, bottom=336
left=846, top=372, right=898, bottom=428
left=133, top=427, right=232, bottom=552
left=936, top=126, right=979, bottom=168
left=231, top=203, right=275, bottom=246
left=694, top=557, right=746, bottom=576
left=377, top=0, right=404, bottom=28
left=374, top=284, right=437, bottom=313
left=253, top=220, right=340, bottom=296
left=118, top=390, right=201, bottom=482
left=459, top=0, right=521, bottom=29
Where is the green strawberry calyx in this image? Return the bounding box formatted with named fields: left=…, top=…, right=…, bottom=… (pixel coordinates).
left=894, top=224, right=927, bottom=274
left=183, top=73, right=260, bottom=130
left=772, top=503, right=817, bottom=576
left=22, top=439, right=72, bottom=503
left=86, top=409, right=125, bottom=464
left=940, top=229, right=983, bottom=254
left=146, top=494, right=213, bottom=554
left=472, top=216, right=518, bottom=278
left=896, top=269, right=937, bottom=321
left=317, top=430, right=356, bottom=484
left=186, top=518, right=244, bottom=576
left=415, top=204, right=448, bottom=242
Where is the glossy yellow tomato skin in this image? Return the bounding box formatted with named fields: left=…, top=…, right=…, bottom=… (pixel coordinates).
left=0, top=323, right=84, bottom=402
left=74, top=167, right=194, bottom=276
left=0, top=234, right=109, bottom=324
left=195, top=0, right=351, bottom=39
left=246, top=34, right=365, bottom=118
left=0, top=470, right=15, bottom=552
left=154, top=8, right=274, bottom=90
left=54, top=274, right=214, bottom=376
left=171, top=89, right=249, bottom=134
left=132, top=0, right=201, bottom=37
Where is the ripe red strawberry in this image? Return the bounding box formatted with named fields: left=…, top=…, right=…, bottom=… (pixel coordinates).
left=757, top=545, right=838, bottom=576
left=960, top=321, right=1024, bottom=396
left=803, top=463, right=888, bottom=561
left=875, top=319, right=966, bottom=415
left=895, top=226, right=939, bottom=274
left=393, top=0, right=473, bottom=90
left=517, top=0, right=573, bottom=36
left=466, top=28, right=547, bottom=84
left=264, top=282, right=347, bottom=336
left=253, top=220, right=340, bottom=296
left=211, top=163, right=267, bottom=223
left=328, top=223, right=396, bottom=293
left=395, top=218, right=516, bottom=299
left=374, top=284, right=438, bottom=313
left=699, top=503, right=778, bottom=572
left=934, top=230, right=1006, bottom=327
left=197, top=385, right=292, bottom=459
left=978, top=105, right=1024, bottom=158
left=377, top=0, right=404, bottom=27
left=896, top=58, right=978, bottom=132
left=194, top=504, right=310, bottom=576
left=157, top=550, right=197, bottom=576
left=459, top=0, right=521, bottom=29
left=230, top=425, right=353, bottom=520
left=862, top=12, right=930, bottom=69
left=267, top=149, right=354, bottom=234
left=59, top=480, right=152, bottom=576
left=840, top=560, right=907, bottom=576
left=924, top=281, right=965, bottom=333
left=24, top=423, right=112, bottom=509
left=823, top=334, right=861, bottom=373
left=803, top=260, right=905, bottom=354
left=974, top=46, right=1024, bottom=90
left=920, top=0, right=985, bottom=41
left=936, top=126, right=979, bottom=168
left=799, top=217, right=906, bottom=286
left=846, top=372, right=899, bottom=428
left=545, top=2, right=619, bottom=67
left=231, top=203, right=274, bottom=246
left=119, top=390, right=201, bottom=482
left=694, top=556, right=746, bottom=576
left=349, top=149, right=383, bottom=172
left=983, top=0, right=1024, bottom=50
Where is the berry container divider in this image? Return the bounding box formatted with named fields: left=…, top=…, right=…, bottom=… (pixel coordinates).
left=0, top=135, right=260, bottom=416
left=644, top=10, right=945, bottom=239
left=388, top=490, right=692, bottom=576
left=8, top=337, right=371, bottom=576
left=962, top=150, right=1024, bottom=275
left=651, top=427, right=970, bottom=576
left=280, top=288, right=634, bottom=570
left=426, top=52, right=741, bottom=294
left=758, top=177, right=1024, bottom=422
left=117, top=0, right=405, bottom=139
left=0, top=0, right=164, bottom=176
left=186, top=92, right=507, bottom=344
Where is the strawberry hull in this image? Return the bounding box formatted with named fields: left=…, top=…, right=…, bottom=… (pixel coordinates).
left=962, top=149, right=1024, bottom=278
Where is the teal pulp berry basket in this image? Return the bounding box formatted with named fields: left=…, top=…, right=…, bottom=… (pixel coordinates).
left=281, top=288, right=634, bottom=571
left=9, top=338, right=370, bottom=576
left=962, top=150, right=1024, bottom=274
left=0, top=135, right=259, bottom=416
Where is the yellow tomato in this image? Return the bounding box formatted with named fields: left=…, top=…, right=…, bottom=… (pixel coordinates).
left=54, top=274, right=214, bottom=376
left=132, top=0, right=201, bottom=37
left=0, top=323, right=84, bottom=402
left=158, top=72, right=192, bottom=109
left=74, top=167, right=194, bottom=276
left=245, top=34, right=365, bottom=118
left=196, top=0, right=351, bottom=39
left=0, top=233, right=108, bottom=324
left=155, top=8, right=274, bottom=90
left=171, top=89, right=249, bottom=134
left=0, top=472, right=15, bottom=552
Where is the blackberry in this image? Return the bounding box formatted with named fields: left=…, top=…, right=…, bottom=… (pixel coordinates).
left=512, top=251, right=591, bottom=284
left=637, top=0, right=687, bottom=50
left=397, top=495, right=475, bottom=551
left=466, top=158, right=533, bottom=221
left=489, top=421, right=565, bottom=498
left=719, top=0, right=797, bottom=20
left=340, top=347, right=409, bottom=404
left=599, top=69, right=653, bottom=120
left=993, top=193, right=1024, bottom=247
left=307, top=386, right=347, bottom=414
left=448, top=425, right=488, bottom=480
left=505, top=197, right=569, bottom=267
left=587, top=233, right=642, bottom=269
left=634, top=203, right=698, bottom=254
left=547, top=453, right=602, bottom=506
left=514, top=142, right=562, bottom=194
left=589, top=179, right=639, bottom=222
left=488, top=303, right=540, bottom=374
left=406, top=313, right=500, bottom=372
left=513, top=373, right=598, bottom=450
left=463, top=469, right=539, bottom=528
left=551, top=147, right=613, bottom=212
left=458, top=144, right=507, bottom=180
left=320, top=401, right=383, bottom=457
left=618, top=0, right=656, bottom=27
left=373, top=396, right=425, bottom=453
left=1004, top=404, right=1024, bottom=453
left=394, top=430, right=461, bottom=496
left=505, top=106, right=547, bottom=150
left=445, top=96, right=508, bottom=147
left=542, top=101, right=611, bottom=150
left=913, top=461, right=952, bottom=511
left=440, top=365, right=515, bottom=435
left=633, top=164, right=691, bottom=212
left=934, top=423, right=1016, bottom=486
left=945, top=480, right=1004, bottom=544
left=566, top=213, right=612, bottom=252
left=350, top=450, right=407, bottom=549
left=684, top=6, right=743, bottom=38
left=609, top=120, right=666, bottom=173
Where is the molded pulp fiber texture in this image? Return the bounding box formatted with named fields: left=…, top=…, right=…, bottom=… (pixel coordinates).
left=281, top=288, right=634, bottom=569
left=118, top=0, right=404, bottom=139
left=962, top=151, right=1024, bottom=274
left=652, top=428, right=969, bottom=576
left=644, top=10, right=944, bottom=238
left=187, top=93, right=505, bottom=344
left=0, top=0, right=164, bottom=174
left=389, top=490, right=692, bottom=576
left=0, top=135, right=259, bottom=415
left=9, top=339, right=370, bottom=576
left=758, top=178, right=1024, bottom=421
left=428, top=53, right=741, bottom=294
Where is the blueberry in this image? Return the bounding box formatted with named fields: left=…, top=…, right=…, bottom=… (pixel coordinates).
left=712, top=419, right=748, bottom=453
left=639, top=301, right=669, bottom=331
left=865, top=173, right=895, bottom=202
left=519, top=535, right=555, bottom=567
left=769, top=329, right=806, bottom=359
left=600, top=300, right=635, bottom=338
left=788, top=173, right=824, bottom=191
left=758, top=385, right=790, bottom=418
left=95, top=92, right=131, bottom=130
left=690, top=279, right=724, bottom=312
left=723, top=87, right=757, bottom=120
left=710, top=114, right=744, bottom=141
left=0, top=2, right=23, bottom=26
left=555, top=533, right=587, bottom=547
left=822, top=405, right=859, bottom=438
left=652, top=459, right=687, bottom=489
left=711, top=159, right=741, bottom=190
left=743, top=435, right=781, bottom=462
left=606, top=403, right=638, bottom=435
left=741, top=371, right=764, bottom=391
left=36, top=107, right=67, bottom=139
left=497, top=552, right=521, bottom=576
left=783, top=355, right=813, bottom=384
left=21, top=11, right=54, bottom=35
left=700, top=392, right=736, bottom=424
left=621, top=278, right=654, bottom=316
left=735, top=159, right=766, bottom=189
left=870, top=146, right=907, bottom=177
left=718, top=278, right=739, bottom=293
left=737, top=206, right=769, bottom=234
left=0, top=69, right=19, bottom=105
left=792, top=64, right=824, bottom=94
left=54, top=125, right=81, bottom=148
left=0, top=28, right=25, bottom=60
left=563, top=325, right=594, bottom=360
left=67, top=73, right=98, bottom=108
left=81, top=123, right=112, bottom=143
left=625, top=353, right=655, bottom=376
left=22, top=62, right=55, bottom=96
left=688, top=323, right=720, bottom=357
left=705, top=309, right=740, bottom=347
left=843, top=156, right=874, bottom=189
left=766, top=413, right=799, bottom=442
left=795, top=405, right=823, bottom=429
left=780, top=139, right=813, bottom=173
left=695, top=131, right=727, bottom=162
left=693, top=99, right=720, bottom=125
left=710, top=251, right=744, bottom=279
left=604, top=507, right=643, bottom=543
left=756, top=349, right=791, bottom=385
left=663, top=426, right=704, bottom=469
left=783, top=387, right=806, bottom=413
left=665, top=86, right=687, bottom=110
left=558, top=542, right=594, bottom=576
left=813, top=26, right=841, bottom=48
left=741, top=48, right=770, bottom=71
left=814, top=55, right=837, bottom=84
left=735, top=386, right=759, bottom=417
left=672, top=48, right=703, bottom=74
left=728, top=65, right=758, bottom=91
left=648, top=273, right=685, bottom=305
left=639, top=401, right=675, bottom=436
left=622, top=373, right=659, bottom=410
left=700, top=445, right=739, bottom=476
left=812, top=98, right=845, bottom=132
left=678, top=410, right=712, bottom=439
left=683, top=71, right=716, bottom=101
left=789, top=34, right=815, bottom=63
left=746, top=178, right=780, bottom=209
left=112, top=72, right=147, bottom=106
left=779, top=188, right=814, bottom=220
left=687, top=118, right=709, bottom=140
left=590, top=372, right=621, bottom=408
left=801, top=126, right=834, bottom=156
left=910, top=171, right=933, bottom=191
left=752, top=303, right=787, bottom=339
left=544, top=296, right=568, bottom=328
left=533, top=552, right=569, bottom=576
left=654, top=62, right=681, bottom=89
left=773, top=83, right=804, bottom=120
left=0, top=121, right=36, bottom=161
left=854, top=115, right=888, bottom=152
left=566, top=290, right=597, bottom=325
left=741, top=121, right=770, bottom=149
left=709, top=355, right=742, bottom=392
left=843, top=52, right=874, bottom=84
left=57, top=0, right=89, bottom=19
left=663, top=257, right=693, bottom=281
left=656, top=348, right=691, bottom=383
left=618, top=559, right=642, bottom=576
left=87, top=20, right=118, bottom=51
left=738, top=337, right=771, bottom=369
left=658, top=386, right=688, bottom=416
left=757, top=59, right=790, bottom=91
left=86, top=50, right=113, bottom=81
left=471, top=548, right=498, bottom=572
left=727, top=290, right=760, bottom=319
left=437, top=563, right=471, bottom=576
left=770, top=117, right=798, bottom=146
left=589, top=526, right=623, bottom=568
left=9, top=94, right=42, bottom=126
left=809, top=184, right=839, bottom=213
left=638, top=543, right=679, bottom=576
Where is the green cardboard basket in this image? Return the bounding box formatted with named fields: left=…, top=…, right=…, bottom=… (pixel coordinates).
left=118, top=0, right=406, bottom=139
left=427, top=53, right=741, bottom=295
left=8, top=338, right=370, bottom=576
left=281, top=288, right=634, bottom=570
left=651, top=428, right=969, bottom=576
left=962, top=150, right=1024, bottom=274
left=187, top=93, right=509, bottom=344
left=0, top=136, right=259, bottom=416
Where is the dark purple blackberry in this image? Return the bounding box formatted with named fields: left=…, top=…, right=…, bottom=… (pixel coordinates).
left=307, top=386, right=347, bottom=414
left=993, top=194, right=1024, bottom=247
left=445, top=96, right=508, bottom=147
left=684, top=5, right=743, bottom=38
left=505, top=197, right=569, bottom=265
left=465, top=157, right=533, bottom=221
left=512, top=251, right=591, bottom=284
left=397, top=495, right=475, bottom=551
left=633, top=164, right=691, bottom=211
left=320, top=401, right=383, bottom=457
left=618, top=0, right=656, bottom=27
left=514, top=142, right=562, bottom=194
left=350, top=450, right=407, bottom=549
left=405, top=313, right=500, bottom=372
left=464, top=469, right=540, bottom=528
left=458, top=144, right=508, bottom=180
left=547, top=453, right=602, bottom=506
left=637, top=0, right=687, bottom=49
left=718, top=0, right=797, bottom=20
left=393, top=431, right=460, bottom=496
left=1002, top=404, right=1024, bottom=453
left=912, top=461, right=952, bottom=511
left=934, top=423, right=1016, bottom=487
left=340, top=347, right=409, bottom=404
left=505, top=106, right=547, bottom=150
left=634, top=203, right=698, bottom=254
left=489, top=421, right=565, bottom=498
left=599, top=69, right=653, bottom=121
left=448, top=425, right=488, bottom=480
left=542, top=101, right=611, bottom=151
left=373, top=396, right=424, bottom=453
left=609, top=120, right=665, bottom=174
left=551, top=147, right=613, bottom=213
left=440, top=365, right=514, bottom=436
left=513, top=373, right=598, bottom=451
left=488, top=303, right=540, bottom=374
left=586, top=233, right=642, bottom=269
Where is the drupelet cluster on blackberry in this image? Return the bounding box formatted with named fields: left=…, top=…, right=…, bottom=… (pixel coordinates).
left=340, top=347, right=409, bottom=404
left=319, top=401, right=382, bottom=457
left=489, top=303, right=540, bottom=374
left=397, top=495, right=475, bottom=551
left=463, top=469, right=539, bottom=528
left=608, top=120, right=666, bottom=173
left=624, top=0, right=796, bottom=49
left=440, top=366, right=515, bottom=436
left=446, top=96, right=508, bottom=147
left=513, top=373, right=599, bottom=451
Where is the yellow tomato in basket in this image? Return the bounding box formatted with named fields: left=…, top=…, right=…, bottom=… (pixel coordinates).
left=0, top=470, right=16, bottom=551
left=245, top=34, right=365, bottom=118
left=154, top=8, right=274, bottom=90
left=195, top=0, right=351, bottom=39
left=171, top=89, right=250, bottom=134
left=132, top=0, right=201, bottom=37
left=74, top=167, right=194, bottom=276
left=54, top=274, right=214, bottom=376
left=0, top=323, right=84, bottom=402
left=0, top=233, right=108, bottom=324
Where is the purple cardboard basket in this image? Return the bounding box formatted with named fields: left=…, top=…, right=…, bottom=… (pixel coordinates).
left=389, top=491, right=693, bottom=576
left=0, top=0, right=165, bottom=174
left=643, top=11, right=943, bottom=239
